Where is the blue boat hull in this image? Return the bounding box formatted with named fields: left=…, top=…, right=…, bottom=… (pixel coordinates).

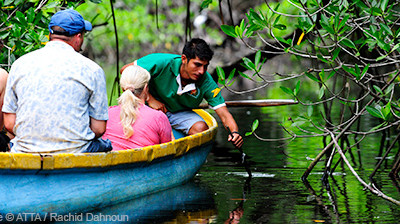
left=0, top=141, right=212, bottom=215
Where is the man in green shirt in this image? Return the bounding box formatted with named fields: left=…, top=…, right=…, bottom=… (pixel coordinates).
left=121, top=38, right=243, bottom=148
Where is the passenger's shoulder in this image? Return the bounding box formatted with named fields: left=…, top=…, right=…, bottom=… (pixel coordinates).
left=0, top=68, right=8, bottom=82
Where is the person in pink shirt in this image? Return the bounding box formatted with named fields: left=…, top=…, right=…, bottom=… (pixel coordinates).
left=103, top=65, right=172, bottom=150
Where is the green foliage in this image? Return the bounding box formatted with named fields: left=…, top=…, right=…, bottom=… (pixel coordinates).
left=245, top=119, right=259, bottom=136
left=213, top=0, right=400, bottom=167
left=0, top=0, right=103, bottom=68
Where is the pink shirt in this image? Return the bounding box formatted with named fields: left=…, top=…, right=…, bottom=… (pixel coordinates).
left=102, top=105, right=172, bottom=151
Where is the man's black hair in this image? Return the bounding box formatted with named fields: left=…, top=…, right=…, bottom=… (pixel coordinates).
left=182, top=38, right=214, bottom=62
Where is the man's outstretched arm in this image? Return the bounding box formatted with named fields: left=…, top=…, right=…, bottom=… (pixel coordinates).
left=215, top=106, right=243, bottom=148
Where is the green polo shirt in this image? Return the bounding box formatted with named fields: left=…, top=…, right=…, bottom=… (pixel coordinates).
left=136, top=53, right=225, bottom=113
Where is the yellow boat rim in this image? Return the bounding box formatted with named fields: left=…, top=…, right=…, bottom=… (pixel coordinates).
left=0, top=109, right=218, bottom=170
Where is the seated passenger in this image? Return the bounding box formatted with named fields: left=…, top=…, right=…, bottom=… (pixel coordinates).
left=2, top=9, right=111, bottom=153
left=0, top=67, right=11, bottom=151
left=102, top=65, right=172, bottom=150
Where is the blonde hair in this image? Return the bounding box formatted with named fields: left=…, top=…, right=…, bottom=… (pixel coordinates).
left=118, top=65, right=151, bottom=138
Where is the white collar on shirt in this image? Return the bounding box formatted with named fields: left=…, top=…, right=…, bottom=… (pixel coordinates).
left=176, top=74, right=196, bottom=95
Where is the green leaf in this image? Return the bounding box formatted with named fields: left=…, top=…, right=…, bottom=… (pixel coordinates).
left=216, top=67, right=225, bottom=85
left=238, top=71, right=252, bottom=80
left=360, top=64, right=369, bottom=79
left=380, top=23, right=393, bottom=36
left=377, top=39, right=390, bottom=52
left=320, top=14, right=335, bottom=34
left=376, top=55, right=386, bottom=61
left=200, top=0, right=213, bottom=9
left=317, top=54, right=329, bottom=63
left=235, top=25, right=243, bottom=38
left=27, top=8, right=35, bottom=24
left=251, top=119, right=259, bottom=132
left=340, top=38, right=356, bottom=49
left=274, top=24, right=287, bottom=30
left=370, top=7, right=382, bottom=16
left=306, top=72, right=320, bottom=82
left=276, top=36, right=291, bottom=45
left=384, top=83, right=394, bottom=95
left=242, top=57, right=256, bottom=70
left=226, top=68, right=236, bottom=84
left=307, top=106, right=313, bottom=117
left=280, top=86, right=294, bottom=96
left=4, top=0, right=14, bottom=6
left=366, top=106, right=384, bottom=119
left=220, top=25, right=237, bottom=38
left=334, top=13, right=340, bottom=32
left=239, top=19, right=245, bottom=32
left=227, top=78, right=236, bottom=87
left=342, top=65, right=359, bottom=78
left=294, top=81, right=300, bottom=96
left=245, top=132, right=253, bottom=137
left=355, top=64, right=361, bottom=75
left=254, top=50, right=261, bottom=69
left=382, top=102, right=391, bottom=120
left=332, top=48, right=340, bottom=61
left=319, top=69, right=325, bottom=82
left=380, top=0, right=389, bottom=12
left=16, top=11, right=27, bottom=27
left=369, top=122, right=386, bottom=132
left=338, top=15, right=350, bottom=31
left=327, top=70, right=335, bottom=80
left=318, top=86, right=325, bottom=99
left=273, top=15, right=281, bottom=26
left=373, top=85, right=383, bottom=95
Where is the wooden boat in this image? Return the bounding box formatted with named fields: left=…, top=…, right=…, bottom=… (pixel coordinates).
left=0, top=109, right=217, bottom=216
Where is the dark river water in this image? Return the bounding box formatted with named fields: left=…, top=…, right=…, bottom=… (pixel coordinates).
left=93, top=106, right=400, bottom=223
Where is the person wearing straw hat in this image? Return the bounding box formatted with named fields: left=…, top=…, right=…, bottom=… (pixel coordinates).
left=2, top=9, right=111, bottom=153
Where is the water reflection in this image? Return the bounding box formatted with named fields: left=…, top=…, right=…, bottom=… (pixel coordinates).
left=84, top=181, right=216, bottom=223
left=197, top=106, right=400, bottom=223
